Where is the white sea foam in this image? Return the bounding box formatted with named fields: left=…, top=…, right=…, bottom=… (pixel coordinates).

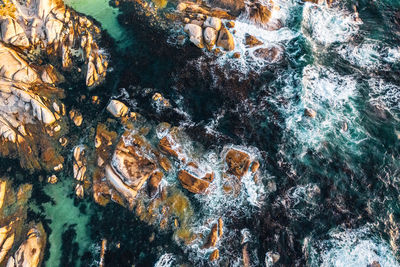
left=154, top=253, right=176, bottom=267
left=368, top=78, right=400, bottom=118
left=302, top=2, right=361, bottom=47
left=306, top=226, right=400, bottom=267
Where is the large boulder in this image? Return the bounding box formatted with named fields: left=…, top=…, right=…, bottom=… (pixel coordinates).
left=204, top=16, right=222, bottom=31
left=216, top=26, right=234, bottom=51
left=225, top=149, right=251, bottom=179
left=206, top=0, right=245, bottom=16
left=184, top=24, right=205, bottom=48
left=253, top=46, right=284, bottom=63
left=204, top=27, right=218, bottom=48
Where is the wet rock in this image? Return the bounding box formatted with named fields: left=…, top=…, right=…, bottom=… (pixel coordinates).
left=178, top=170, right=210, bottom=194
left=148, top=171, right=163, bottom=197
left=225, top=149, right=251, bottom=179
left=184, top=24, right=205, bottom=48
left=6, top=223, right=47, bottom=267
left=73, top=146, right=87, bottom=181
left=207, top=0, right=245, bottom=16
left=226, top=21, right=235, bottom=28
left=217, top=26, right=235, bottom=51
left=107, top=100, right=129, bottom=118
left=248, top=0, right=274, bottom=25
left=47, top=175, right=58, bottom=184
left=265, top=252, right=280, bottom=266
left=251, top=161, right=260, bottom=173
left=104, top=133, right=157, bottom=205
left=75, top=184, right=84, bottom=198
left=367, top=261, right=381, bottom=267
left=204, top=16, right=222, bottom=31
left=245, top=34, right=264, bottom=47
left=203, top=221, right=220, bottom=248
left=69, top=109, right=83, bottom=126
left=304, top=108, right=317, bottom=118
left=209, top=249, right=219, bottom=261
left=233, top=52, right=241, bottom=58
left=159, top=136, right=180, bottom=158
left=253, top=46, right=284, bottom=62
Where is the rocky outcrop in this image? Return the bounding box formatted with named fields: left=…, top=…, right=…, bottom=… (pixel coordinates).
left=0, top=0, right=110, bottom=171
left=0, top=178, right=46, bottom=266
left=184, top=23, right=205, bottom=48
left=6, top=223, right=47, bottom=267
left=0, top=0, right=108, bottom=88
left=253, top=46, right=284, bottom=63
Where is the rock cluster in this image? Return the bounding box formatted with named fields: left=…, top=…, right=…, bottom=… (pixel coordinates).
left=0, top=0, right=108, bottom=87
left=0, top=0, right=109, bottom=171
left=0, top=179, right=47, bottom=266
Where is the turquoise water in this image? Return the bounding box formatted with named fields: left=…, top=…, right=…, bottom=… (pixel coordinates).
left=64, top=0, right=131, bottom=47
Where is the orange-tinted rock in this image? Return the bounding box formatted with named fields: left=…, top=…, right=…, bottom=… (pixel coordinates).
left=253, top=46, right=283, bottom=62
left=203, top=223, right=219, bottom=248
left=233, top=52, right=241, bottom=58
left=159, top=136, right=179, bottom=158
left=248, top=1, right=273, bottom=25
left=251, top=161, right=260, bottom=173
left=178, top=170, right=210, bottom=194
left=226, top=21, right=235, bottom=28
left=217, top=26, right=235, bottom=51
left=245, top=34, right=263, bottom=47
left=218, top=218, right=223, bottom=237
left=225, top=149, right=251, bottom=178
left=209, top=249, right=220, bottom=261
left=203, top=172, right=215, bottom=183
left=159, top=157, right=172, bottom=171
left=148, top=171, right=163, bottom=197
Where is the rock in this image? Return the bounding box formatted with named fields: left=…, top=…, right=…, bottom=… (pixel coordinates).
left=203, top=27, right=218, bottom=48
left=69, top=109, right=83, bottom=126
left=253, top=46, right=284, bottom=62
left=304, top=108, right=317, bottom=118
left=107, top=100, right=128, bottom=118
left=251, top=161, right=260, bottom=173
left=217, top=27, right=235, bottom=51
left=75, top=184, right=84, bottom=198
left=47, top=175, right=58, bottom=184
left=209, top=249, right=220, bottom=261
left=184, top=24, right=204, bottom=48
left=245, top=34, right=263, bottom=47
left=233, top=52, right=241, bottom=58
left=207, top=0, right=245, bottom=16
left=204, top=17, right=222, bottom=31
left=248, top=1, right=274, bottom=25
left=225, top=149, right=251, bottom=178
left=73, top=146, right=87, bottom=181
left=148, top=171, right=163, bottom=197
left=177, top=2, right=187, bottom=12
left=178, top=170, right=210, bottom=194
left=226, top=21, right=235, bottom=28
left=6, top=223, right=47, bottom=267
left=203, top=223, right=219, bottom=248
left=190, top=20, right=204, bottom=27
left=265, top=251, right=280, bottom=267
left=367, top=261, right=381, bottom=267
left=105, top=133, right=157, bottom=205
left=1, top=18, right=29, bottom=47
left=159, top=136, right=180, bottom=158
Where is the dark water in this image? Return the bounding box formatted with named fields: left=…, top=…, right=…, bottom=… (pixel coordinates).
left=20, top=0, right=400, bottom=266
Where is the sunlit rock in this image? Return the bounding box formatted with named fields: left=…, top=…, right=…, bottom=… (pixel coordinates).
left=107, top=100, right=129, bottom=118
left=204, top=16, right=222, bottom=31
left=204, top=27, right=218, bottom=48
left=224, top=149, right=252, bottom=179
left=216, top=26, right=234, bottom=51
left=6, top=223, right=47, bottom=267
left=178, top=169, right=211, bottom=194
left=184, top=23, right=205, bottom=48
